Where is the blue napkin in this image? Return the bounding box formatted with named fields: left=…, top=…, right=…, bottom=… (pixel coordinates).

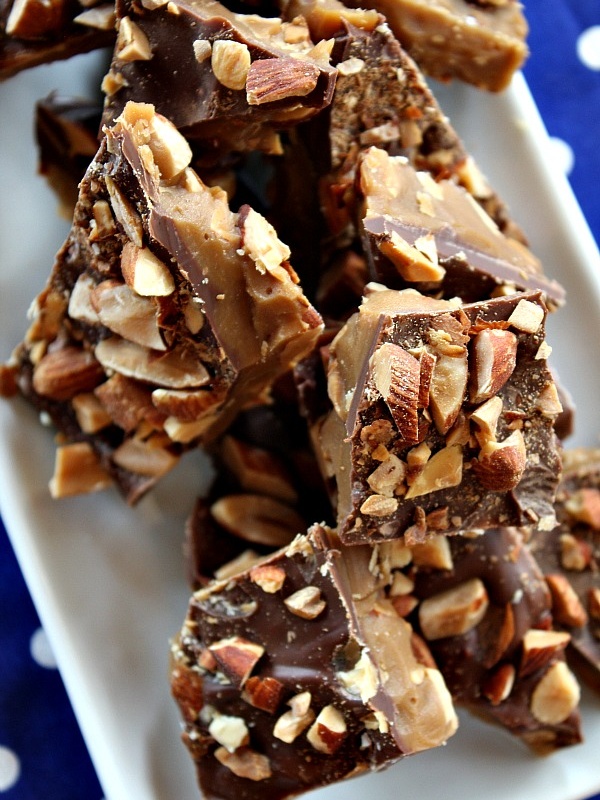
left=1, top=2, right=599, bottom=798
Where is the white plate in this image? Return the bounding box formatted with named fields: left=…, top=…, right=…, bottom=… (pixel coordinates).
left=1, top=54, right=600, bottom=800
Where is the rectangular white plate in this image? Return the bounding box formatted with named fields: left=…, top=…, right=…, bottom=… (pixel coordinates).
left=1, top=53, right=600, bottom=800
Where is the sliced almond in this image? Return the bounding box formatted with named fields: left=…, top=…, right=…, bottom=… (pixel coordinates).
left=428, top=350, right=468, bottom=435
left=112, top=437, right=179, bottom=478
left=91, top=280, right=166, bottom=351
left=95, top=337, right=210, bottom=389
left=370, top=343, right=420, bottom=444
left=120, top=242, right=175, bottom=296
left=469, top=328, right=517, bottom=404
left=210, top=494, right=304, bottom=547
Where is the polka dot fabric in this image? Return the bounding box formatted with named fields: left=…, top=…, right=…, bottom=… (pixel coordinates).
left=523, top=3, right=600, bottom=249
left=0, top=4, right=599, bottom=799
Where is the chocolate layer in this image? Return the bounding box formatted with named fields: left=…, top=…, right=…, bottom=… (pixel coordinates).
left=171, top=524, right=457, bottom=800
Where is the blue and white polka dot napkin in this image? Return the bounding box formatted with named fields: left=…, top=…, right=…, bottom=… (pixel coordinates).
left=1, top=2, right=599, bottom=798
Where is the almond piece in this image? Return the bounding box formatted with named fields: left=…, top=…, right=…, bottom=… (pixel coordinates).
left=306, top=705, right=347, bottom=753
left=366, top=454, right=406, bottom=498
left=211, top=40, right=251, bottom=91
left=404, top=444, right=463, bottom=500
left=559, top=533, right=592, bottom=571
left=588, top=588, right=600, bottom=620
left=530, top=661, right=580, bottom=725
left=208, top=714, right=249, bottom=753
left=378, top=229, right=445, bottom=283
left=242, top=676, right=285, bottom=714
left=249, top=564, right=286, bottom=594
left=220, top=436, right=297, bottom=503
left=71, top=392, right=112, bottom=434
left=273, top=691, right=315, bottom=743
left=283, top=586, right=326, bottom=619
left=120, top=242, right=175, bottom=296
left=545, top=573, right=588, bottom=628
left=116, top=16, right=153, bottom=62
left=112, top=437, right=179, bottom=478
left=91, top=280, right=166, bottom=351
left=152, top=387, right=225, bottom=423
left=49, top=442, right=113, bottom=498
left=472, top=429, right=527, bottom=492
left=95, top=337, right=210, bottom=389
left=214, top=746, right=271, bottom=781
left=32, top=347, right=105, bottom=401
left=210, top=494, right=304, bottom=548
left=6, top=0, right=64, bottom=38
left=411, top=535, right=453, bottom=570
left=370, top=343, right=420, bottom=444
left=208, top=636, right=265, bottom=687
left=419, top=577, right=489, bottom=641
left=428, top=350, right=468, bottom=435
left=246, top=57, right=320, bottom=105
left=519, top=628, right=571, bottom=678
left=470, top=395, right=503, bottom=447
left=469, top=328, right=517, bottom=404
left=507, top=298, right=545, bottom=334
left=482, top=663, right=515, bottom=706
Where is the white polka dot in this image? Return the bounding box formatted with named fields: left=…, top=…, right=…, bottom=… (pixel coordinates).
left=577, top=26, right=600, bottom=70
left=30, top=627, right=58, bottom=669
left=548, top=137, right=575, bottom=176
left=0, top=746, right=20, bottom=792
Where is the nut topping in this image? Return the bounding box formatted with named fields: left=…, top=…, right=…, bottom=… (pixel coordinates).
left=208, top=636, right=265, bottom=687
left=519, top=629, right=571, bottom=678
left=249, top=564, right=287, bottom=593
left=49, top=442, right=113, bottom=499
left=404, top=444, right=463, bottom=500
left=32, top=347, right=105, bottom=401
left=273, top=691, right=315, bottom=742
left=472, top=429, right=527, bottom=492
left=211, top=40, right=252, bottom=91
left=208, top=714, right=249, bottom=752
left=283, top=586, right=326, bottom=619
left=210, top=494, right=304, bottom=547
left=507, top=298, right=545, bottom=334
left=469, top=328, right=517, bottom=404
left=545, top=574, right=588, bottom=628
left=120, top=242, right=175, bottom=297
left=306, top=705, right=347, bottom=753
left=242, top=676, right=285, bottom=714
left=246, top=57, right=320, bottom=105
left=370, top=343, right=420, bottom=443
left=530, top=661, right=580, bottom=725
left=214, top=746, right=272, bottom=781
left=419, top=578, right=489, bottom=641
